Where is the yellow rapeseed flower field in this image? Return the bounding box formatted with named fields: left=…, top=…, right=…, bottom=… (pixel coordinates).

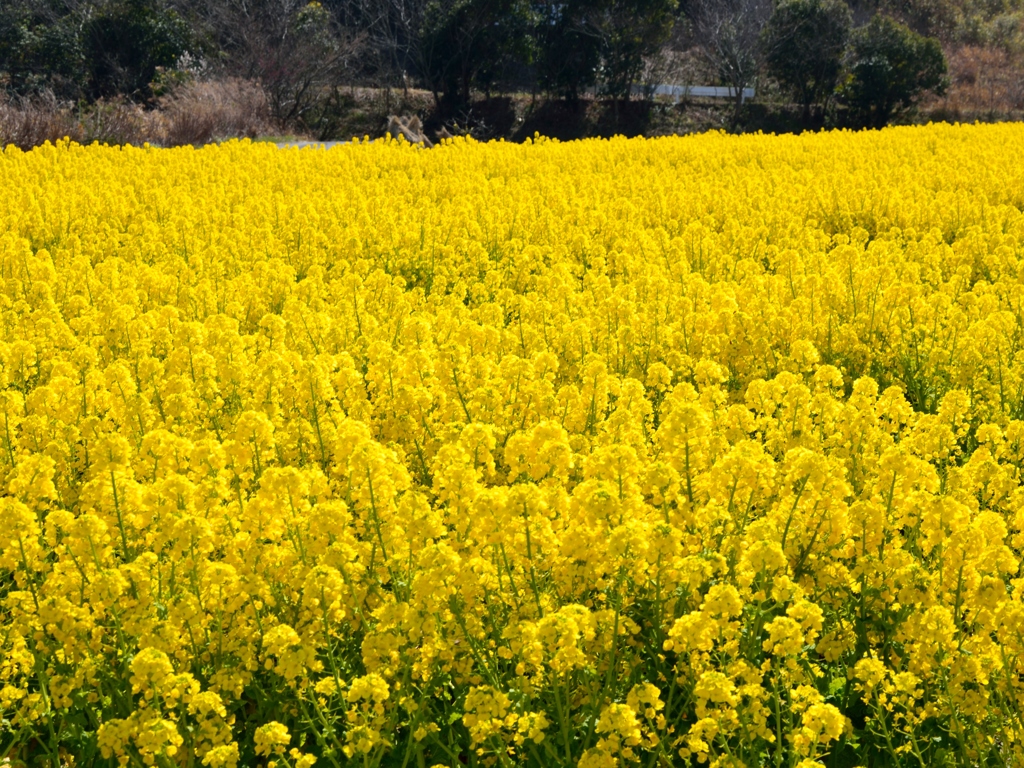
left=3, top=125, right=1024, bottom=768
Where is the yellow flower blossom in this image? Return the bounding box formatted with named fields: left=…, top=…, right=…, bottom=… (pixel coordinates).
left=3, top=125, right=1024, bottom=767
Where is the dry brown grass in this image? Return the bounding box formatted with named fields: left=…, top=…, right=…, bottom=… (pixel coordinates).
left=149, top=78, right=278, bottom=147
left=923, top=45, right=1024, bottom=121
left=82, top=98, right=148, bottom=146
left=0, top=91, right=84, bottom=150
left=1, top=79, right=281, bottom=151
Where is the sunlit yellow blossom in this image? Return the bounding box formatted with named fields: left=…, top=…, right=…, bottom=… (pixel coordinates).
left=4, top=125, right=1024, bottom=768
left=254, top=721, right=291, bottom=757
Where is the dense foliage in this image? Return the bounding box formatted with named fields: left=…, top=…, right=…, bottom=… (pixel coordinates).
left=838, top=13, right=949, bottom=128
left=0, top=0, right=190, bottom=100
left=0, top=0, right=965, bottom=129
left=5, top=125, right=1024, bottom=766
left=762, top=0, right=853, bottom=123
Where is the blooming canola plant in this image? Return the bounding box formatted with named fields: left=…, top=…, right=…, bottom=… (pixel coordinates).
left=3, top=126, right=1024, bottom=766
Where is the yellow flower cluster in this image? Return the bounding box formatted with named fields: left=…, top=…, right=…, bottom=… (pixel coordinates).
left=3, top=124, right=1024, bottom=767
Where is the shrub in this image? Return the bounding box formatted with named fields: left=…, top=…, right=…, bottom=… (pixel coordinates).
left=0, top=0, right=191, bottom=102
left=149, top=78, right=275, bottom=146
left=0, top=91, right=83, bottom=150
left=839, top=13, right=947, bottom=127
left=82, top=97, right=148, bottom=146
left=763, top=0, right=851, bottom=124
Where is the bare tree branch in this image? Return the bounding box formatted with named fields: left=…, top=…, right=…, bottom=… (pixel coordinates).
left=686, top=0, right=772, bottom=118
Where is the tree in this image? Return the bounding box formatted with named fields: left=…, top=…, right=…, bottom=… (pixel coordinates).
left=532, top=0, right=677, bottom=104
left=839, top=13, right=946, bottom=127
left=0, top=0, right=190, bottom=100
left=418, top=0, right=533, bottom=110
left=533, top=0, right=602, bottom=102
left=870, top=0, right=959, bottom=39
left=593, top=0, right=678, bottom=100
left=82, top=0, right=192, bottom=99
left=685, top=0, right=773, bottom=121
left=0, top=3, right=81, bottom=97
left=327, top=0, right=429, bottom=88
left=763, top=0, right=851, bottom=125
left=177, top=0, right=362, bottom=125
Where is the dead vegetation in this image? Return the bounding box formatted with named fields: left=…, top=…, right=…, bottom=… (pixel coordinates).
left=0, top=79, right=277, bottom=151
left=148, top=79, right=276, bottom=147
left=385, top=114, right=432, bottom=145
left=922, top=45, right=1024, bottom=121
left=0, top=92, right=83, bottom=150
left=2, top=43, right=1023, bottom=153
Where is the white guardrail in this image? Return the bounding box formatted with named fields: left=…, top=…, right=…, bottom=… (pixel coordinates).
left=634, top=84, right=756, bottom=104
